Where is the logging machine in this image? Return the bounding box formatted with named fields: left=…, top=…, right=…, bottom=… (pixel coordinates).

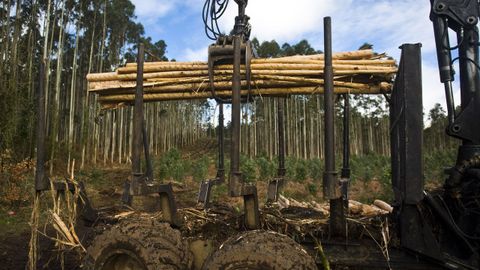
left=31, top=0, right=480, bottom=269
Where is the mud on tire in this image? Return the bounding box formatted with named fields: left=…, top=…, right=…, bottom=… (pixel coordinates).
left=83, top=217, right=192, bottom=270
left=202, top=230, right=317, bottom=270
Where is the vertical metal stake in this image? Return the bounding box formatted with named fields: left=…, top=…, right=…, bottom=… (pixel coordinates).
left=217, top=103, right=225, bottom=181
left=323, top=17, right=346, bottom=237
left=340, top=94, right=350, bottom=208
left=229, top=35, right=243, bottom=196
left=130, top=43, right=145, bottom=195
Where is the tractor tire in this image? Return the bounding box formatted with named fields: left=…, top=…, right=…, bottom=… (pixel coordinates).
left=83, top=217, right=192, bottom=270
left=201, top=230, right=317, bottom=270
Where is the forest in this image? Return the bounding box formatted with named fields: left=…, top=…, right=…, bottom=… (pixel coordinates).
left=0, top=1, right=467, bottom=270
left=0, top=0, right=455, bottom=198
left=0, top=0, right=457, bottom=202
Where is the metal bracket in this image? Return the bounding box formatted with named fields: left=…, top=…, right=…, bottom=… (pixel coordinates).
left=432, top=0, right=479, bottom=31
left=447, top=99, right=480, bottom=144
left=123, top=179, right=180, bottom=226
left=197, top=180, right=213, bottom=207
left=243, top=185, right=260, bottom=229
left=197, top=177, right=223, bottom=209
left=208, top=37, right=253, bottom=104
left=266, top=177, right=284, bottom=202
left=158, top=183, right=180, bottom=226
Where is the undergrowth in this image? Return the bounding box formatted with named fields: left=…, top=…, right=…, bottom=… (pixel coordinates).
left=0, top=150, right=35, bottom=208
left=0, top=146, right=457, bottom=208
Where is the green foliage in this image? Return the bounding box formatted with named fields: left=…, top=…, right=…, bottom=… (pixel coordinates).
left=295, top=159, right=308, bottom=182
left=223, top=158, right=231, bottom=177
left=251, top=38, right=320, bottom=58
left=158, top=149, right=187, bottom=182
left=358, top=42, right=373, bottom=50
left=350, top=154, right=390, bottom=183
left=425, top=148, right=456, bottom=183
left=255, top=156, right=276, bottom=180
left=125, top=37, right=168, bottom=62
left=284, top=157, right=310, bottom=182
left=85, top=167, right=106, bottom=185
left=307, top=183, right=318, bottom=196
left=191, top=156, right=210, bottom=182
left=251, top=38, right=282, bottom=58
left=307, top=158, right=323, bottom=181
left=428, top=103, right=447, bottom=123
left=240, top=155, right=257, bottom=183
left=282, top=39, right=319, bottom=56
left=285, top=156, right=298, bottom=180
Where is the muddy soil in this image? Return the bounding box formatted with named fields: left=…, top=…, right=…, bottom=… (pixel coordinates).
left=0, top=139, right=394, bottom=269
left=0, top=223, right=95, bottom=270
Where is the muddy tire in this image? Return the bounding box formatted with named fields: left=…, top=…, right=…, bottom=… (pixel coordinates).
left=83, top=217, right=192, bottom=270
left=202, top=230, right=316, bottom=270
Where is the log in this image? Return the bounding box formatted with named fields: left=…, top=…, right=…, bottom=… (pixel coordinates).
left=97, top=85, right=387, bottom=104
left=85, top=49, right=397, bottom=106
left=122, top=50, right=379, bottom=68
left=118, top=62, right=394, bottom=74
left=114, top=68, right=396, bottom=81
left=117, top=63, right=208, bottom=74
left=373, top=199, right=393, bottom=213
left=253, top=49, right=375, bottom=62
left=114, top=64, right=395, bottom=79
left=86, top=72, right=118, bottom=82
left=88, top=77, right=391, bottom=93
left=129, top=58, right=396, bottom=66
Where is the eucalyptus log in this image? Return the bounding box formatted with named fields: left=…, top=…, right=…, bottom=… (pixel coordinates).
left=86, top=49, right=397, bottom=107
left=97, top=85, right=386, bottom=104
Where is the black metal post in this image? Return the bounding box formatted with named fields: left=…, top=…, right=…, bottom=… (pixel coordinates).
left=390, top=43, right=425, bottom=204
left=277, top=98, right=286, bottom=177
left=143, top=121, right=153, bottom=180
left=132, top=43, right=145, bottom=187
left=340, top=94, right=350, bottom=204
left=35, top=60, right=48, bottom=191
left=391, top=43, right=440, bottom=258
left=431, top=15, right=455, bottom=124
left=323, top=17, right=345, bottom=237
left=341, top=94, right=350, bottom=179
left=217, top=102, right=225, bottom=181
left=458, top=28, right=480, bottom=124
left=229, top=35, right=243, bottom=196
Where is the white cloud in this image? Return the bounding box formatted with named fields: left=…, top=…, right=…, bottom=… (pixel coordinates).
left=213, top=0, right=447, bottom=115
left=181, top=46, right=209, bottom=61
left=137, top=0, right=459, bottom=118
left=131, top=0, right=204, bottom=22
left=219, top=0, right=335, bottom=41
left=131, top=0, right=176, bottom=22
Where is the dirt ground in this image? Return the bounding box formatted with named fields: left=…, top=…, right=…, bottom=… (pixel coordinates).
left=0, top=178, right=391, bottom=270
left=0, top=139, right=398, bottom=269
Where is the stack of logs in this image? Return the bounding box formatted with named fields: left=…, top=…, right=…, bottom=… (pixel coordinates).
left=86, top=49, right=397, bottom=108
left=277, top=195, right=393, bottom=217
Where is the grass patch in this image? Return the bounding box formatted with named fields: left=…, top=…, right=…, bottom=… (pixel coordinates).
left=0, top=206, right=32, bottom=237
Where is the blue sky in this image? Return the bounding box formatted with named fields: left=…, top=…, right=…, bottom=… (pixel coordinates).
left=131, top=0, right=461, bottom=120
